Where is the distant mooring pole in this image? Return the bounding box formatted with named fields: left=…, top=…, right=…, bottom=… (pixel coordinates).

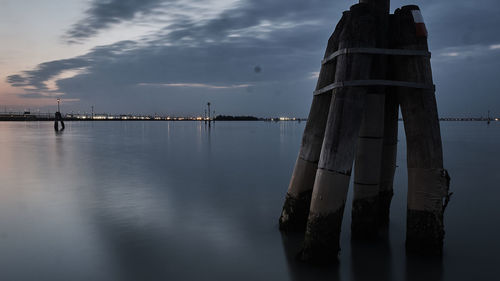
left=91, top=105, right=94, bottom=120
left=207, top=102, right=211, bottom=125
left=54, top=98, right=65, bottom=131
left=278, top=0, right=450, bottom=263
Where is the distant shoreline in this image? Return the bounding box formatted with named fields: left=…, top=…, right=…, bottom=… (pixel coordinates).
left=0, top=117, right=496, bottom=122
left=0, top=114, right=305, bottom=122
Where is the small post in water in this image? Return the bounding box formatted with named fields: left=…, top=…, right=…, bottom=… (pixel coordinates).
left=54, top=98, right=65, bottom=131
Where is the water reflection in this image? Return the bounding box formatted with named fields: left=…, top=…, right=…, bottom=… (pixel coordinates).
left=405, top=254, right=443, bottom=281
left=350, top=230, right=392, bottom=281
left=0, top=121, right=498, bottom=281
left=281, top=233, right=341, bottom=281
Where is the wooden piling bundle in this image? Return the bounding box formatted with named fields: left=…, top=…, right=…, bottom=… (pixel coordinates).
left=278, top=0, right=451, bottom=262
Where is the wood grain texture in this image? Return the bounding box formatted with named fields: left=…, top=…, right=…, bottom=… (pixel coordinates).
left=302, top=3, right=378, bottom=261
left=392, top=5, right=449, bottom=255
left=279, top=12, right=348, bottom=232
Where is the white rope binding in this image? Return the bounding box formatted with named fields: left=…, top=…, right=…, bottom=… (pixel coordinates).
left=322, top=48, right=431, bottom=65
left=313, top=80, right=435, bottom=96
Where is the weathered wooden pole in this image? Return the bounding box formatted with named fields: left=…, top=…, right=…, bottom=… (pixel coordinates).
left=376, top=12, right=401, bottom=226
left=207, top=102, right=211, bottom=126
left=300, top=3, right=377, bottom=262
left=351, top=0, right=390, bottom=238
left=54, top=113, right=59, bottom=131
left=377, top=90, right=398, bottom=226
left=392, top=5, right=451, bottom=255
left=278, top=13, right=347, bottom=232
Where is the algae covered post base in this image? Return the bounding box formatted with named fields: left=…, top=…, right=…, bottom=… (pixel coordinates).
left=279, top=188, right=313, bottom=231
left=352, top=197, right=379, bottom=239
left=300, top=209, right=345, bottom=264
left=377, top=189, right=394, bottom=226
left=406, top=210, right=444, bottom=255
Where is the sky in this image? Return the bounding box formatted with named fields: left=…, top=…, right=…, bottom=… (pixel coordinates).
left=1, top=0, right=499, bottom=117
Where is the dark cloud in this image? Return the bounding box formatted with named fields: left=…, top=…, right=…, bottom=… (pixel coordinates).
left=7, top=0, right=500, bottom=116
left=418, top=0, right=500, bottom=49
left=6, top=74, right=27, bottom=86
left=64, top=0, right=165, bottom=43
left=7, top=57, right=91, bottom=91
left=10, top=0, right=341, bottom=115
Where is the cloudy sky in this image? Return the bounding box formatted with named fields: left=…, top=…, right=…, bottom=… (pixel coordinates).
left=1, top=0, right=499, bottom=117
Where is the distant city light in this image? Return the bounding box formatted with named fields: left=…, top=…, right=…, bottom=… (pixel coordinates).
left=1, top=110, right=307, bottom=122
left=279, top=117, right=297, bottom=121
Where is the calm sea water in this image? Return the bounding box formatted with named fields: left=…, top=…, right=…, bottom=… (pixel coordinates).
left=0, top=121, right=499, bottom=281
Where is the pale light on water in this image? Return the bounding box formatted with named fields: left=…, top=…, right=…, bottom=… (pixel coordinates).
left=0, top=121, right=499, bottom=280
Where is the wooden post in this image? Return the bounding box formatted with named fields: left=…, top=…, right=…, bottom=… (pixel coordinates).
left=377, top=90, right=398, bottom=226
left=54, top=114, right=59, bottom=131
left=300, top=3, right=376, bottom=262
left=351, top=0, right=390, bottom=238
left=351, top=93, right=385, bottom=237
left=279, top=13, right=348, bottom=232
left=54, top=111, right=65, bottom=131
left=207, top=102, right=211, bottom=126
left=392, top=5, right=451, bottom=255
left=376, top=13, right=401, bottom=226
left=359, top=0, right=390, bottom=13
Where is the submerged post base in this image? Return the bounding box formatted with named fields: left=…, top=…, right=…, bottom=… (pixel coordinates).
left=378, top=190, right=394, bottom=227
left=300, top=209, right=344, bottom=264
left=351, top=196, right=379, bottom=239
left=279, top=190, right=313, bottom=232
left=406, top=209, right=444, bottom=256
